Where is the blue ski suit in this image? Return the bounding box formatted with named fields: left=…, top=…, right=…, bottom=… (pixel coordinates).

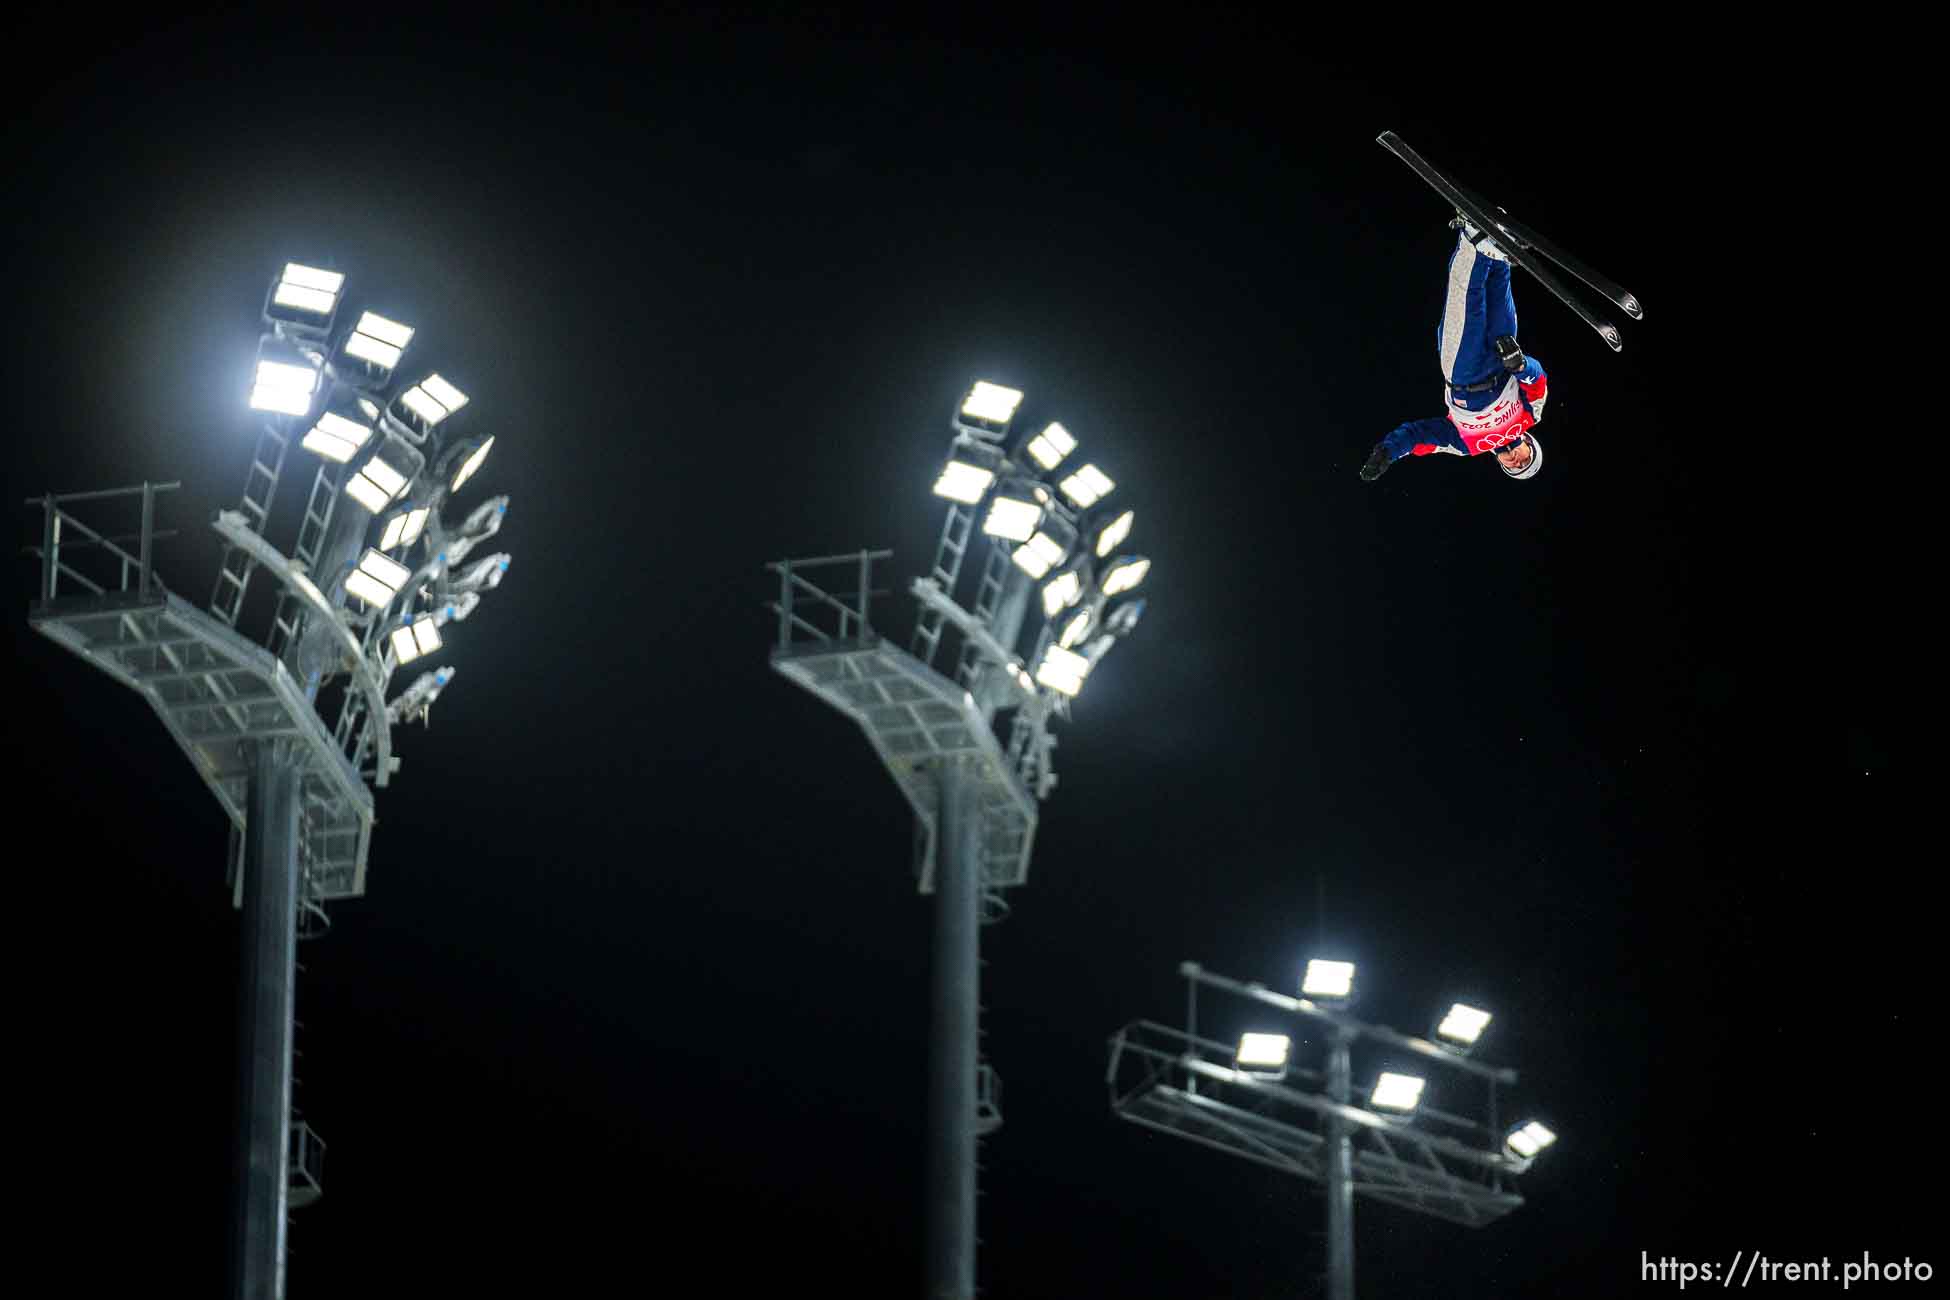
left=1379, top=231, right=1549, bottom=463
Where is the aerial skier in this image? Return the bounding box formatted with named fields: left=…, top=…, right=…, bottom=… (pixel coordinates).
left=1360, top=220, right=1548, bottom=483
left=1360, top=131, right=1642, bottom=485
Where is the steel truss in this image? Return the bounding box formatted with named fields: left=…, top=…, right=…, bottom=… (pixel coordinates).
left=27, top=485, right=381, bottom=899
left=1107, top=1019, right=1525, bottom=1228
left=767, top=552, right=1037, bottom=893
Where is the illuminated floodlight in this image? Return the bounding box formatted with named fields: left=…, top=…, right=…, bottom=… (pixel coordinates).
left=1041, top=569, right=1084, bottom=617
left=1235, top=1032, right=1291, bottom=1074
left=379, top=506, right=430, bottom=552
left=1058, top=463, right=1114, bottom=508
left=1436, top=1004, right=1492, bottom=1048
left=344, top=548, right=412, bottom=608
left=1506, top=1121, right=1557, bottom=1158
left=1024, top=422, right=1077, bottom=470
left=271, top=263, right=344, bottom=318
left=960, top=381, right=1024, bottom=427
left=1011, top=530, right=1068, bottom=579
left=933, top=458, right=996, bottom=505
left=1370, top=1072, right=1426, bottom=1113
left=389, top=616, right=444, bottom=664
left=982, top=493, right=1043, bottom=542
left=250, top=357, right=319, bottom=416
left=1093, top=509, right=1135, bottom=557
left=345, top=449, right=413, bottom=513
left=1057, top=604, right=1096, bottom=649
left=1101, top=555, right=1150, bottom=597
left=450, top=436, right=495, bottom=493
left=1034, top=644, right=1091, bottom=697
left=343, top=311, right=415, bottom=371
left=1302, top=959, right=1356, bottom=1000
left=300, top=407, right=373, bottom=463
left=397, top=373, right=469, bottom=429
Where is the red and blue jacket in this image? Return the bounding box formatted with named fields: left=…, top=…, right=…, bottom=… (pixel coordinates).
left=1381, top=357, right=1548, bottom=461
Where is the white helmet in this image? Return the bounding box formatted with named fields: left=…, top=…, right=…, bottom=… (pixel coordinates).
left=1498, top=431, right=1543, bottom=480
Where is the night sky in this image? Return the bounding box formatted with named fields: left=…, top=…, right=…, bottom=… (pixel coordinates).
left=9, top=13, right=1912, bottom=1298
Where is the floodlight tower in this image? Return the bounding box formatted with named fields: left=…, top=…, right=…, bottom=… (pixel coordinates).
left=767, top=381, right=1150, bottom=1300
left=24, top=263, right=515, bottom=1300
left=1107, top=959, right=1557, bottom=1300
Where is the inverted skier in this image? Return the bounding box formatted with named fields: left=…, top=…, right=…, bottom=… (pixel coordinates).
left=1361, top=220, right=1549, bottom=482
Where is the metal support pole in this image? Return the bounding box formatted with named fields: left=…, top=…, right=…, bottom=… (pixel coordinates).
left=857, top=549, right=871, bottom=636
left=925, top=761, right=982, bottom=1300
left=138, top=481, right=154, bottom=597
left=1326, top=1028, right=1355, bottom=1300
left=232, top=742, right=301, bottom=1300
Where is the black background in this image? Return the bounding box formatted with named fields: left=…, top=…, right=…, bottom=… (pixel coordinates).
left=7, top=10, right=1915, bottom=1297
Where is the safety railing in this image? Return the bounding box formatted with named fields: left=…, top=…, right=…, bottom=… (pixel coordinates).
left=765, top=550, right=893, bottom=652
left=24, top=482, right=181, bottom=602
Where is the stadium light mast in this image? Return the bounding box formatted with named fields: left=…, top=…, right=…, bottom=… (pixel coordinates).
left=24, top=264, right=516, bottom=1300
left=766, top=382, right=1150, bottom=1300
left=1107, top=960, right=1556, bottom=1300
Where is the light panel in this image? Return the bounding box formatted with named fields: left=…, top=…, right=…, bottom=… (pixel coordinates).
left=960, top=381, right=1023, bottom=425
left=1011, top=531, right=1068, bottom=579
left=1506, top=1121, right=1557, bottom=1158
left=344, top=311, right=414, bottom=370
left=273, top=263, right=343, bottom=316
left=1058, top=463, right=1114, bottom=508
left=250, top=359, right=319, bottom=415
left=421, top=373, right=468, bottom=413
left=1101, top=555, right=1150, bottom=597
left=358, top=548, right=411, bottom=590
left=399, top=373, right=468, bottom=428
left=1302, top=959, right=1355, bottom=999
left=933, top=460, right=995, bottom=505
left=1041, top=569, right=1083, bottom=617
left=451, top=436, right=494, bottom=492
left=1235, top=1032, right=1291, bottom=1069
left=346, top=451, right=411, bottom=513
left=1436, top=1004, right=1492, bottom=1047
left=983, top=495, right=1043, bottom=542
left=390, top=615, right=444, bottom=664
left=1024, top=421, right=1077, bottom=470
left=379, top=506, right=430, bottom=552
left=1094, top=509, right=1135, bottom=557
left=343, top=474, right=393, bottom=514
left=346, top=550, right=412, bottom=610
left=1034, top=644, right=1091, bottom=697
left=1370, top=1072, right=1426, bottom=1112
left=301, top=410, right=372, bottom=463
left=344, top=569, right=396, bottom=607
left=1058, top=605, right=1095, bottom=649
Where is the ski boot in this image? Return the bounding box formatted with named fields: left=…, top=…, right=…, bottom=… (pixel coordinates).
left=1449, top=213, right=1509, bottom=262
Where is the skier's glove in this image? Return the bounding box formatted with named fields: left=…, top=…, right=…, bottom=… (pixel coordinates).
left=1360, top=443, right=1393, bottom=482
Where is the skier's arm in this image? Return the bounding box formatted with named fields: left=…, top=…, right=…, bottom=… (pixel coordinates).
left=1383, top=416, right=1464, bottom=460
left=1362, top=416, right=1461, bottom=480
left=1517, top=357, right=1548, bottom=422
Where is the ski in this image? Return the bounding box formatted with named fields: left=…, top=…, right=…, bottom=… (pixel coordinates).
left=1455, top=182, right=1642, bottom=320
left=1377, top=131, right=1626, bottom=353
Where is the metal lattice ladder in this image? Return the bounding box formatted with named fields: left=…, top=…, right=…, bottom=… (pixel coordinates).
left=955, top=541, right=1013, bottom=690
left=911, top=503, right=977, bottom=668
left=268, top=462, right=346, bottom=660
left=210, top=421, right=294, bottom=627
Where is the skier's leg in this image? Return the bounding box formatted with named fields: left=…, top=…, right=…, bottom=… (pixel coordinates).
left=1436, top=232, right=1502, bottom=386
left=1483, top=257, right=1518, bottom=346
